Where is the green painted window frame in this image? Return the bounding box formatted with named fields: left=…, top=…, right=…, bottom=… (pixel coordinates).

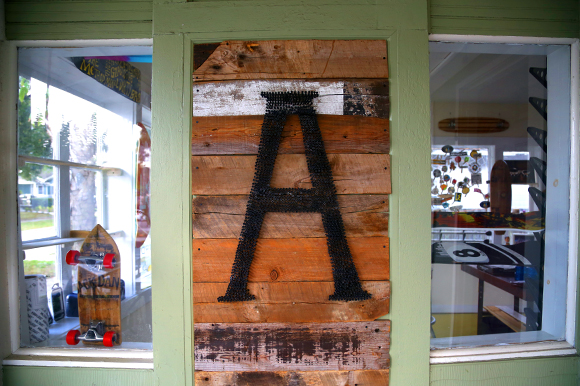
left=1, top=1, right=579, bottom=385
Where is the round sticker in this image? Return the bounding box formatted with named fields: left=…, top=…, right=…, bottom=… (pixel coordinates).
left=443, top=174, right=451, bottom=182
left=480, top=201, right=491, bottom=209
left=433, top=169, right=441, bottom=178
left=470, top=163, right=481, bottom=174
left=442, top=165, right=448, bottom=172
left=442, top=145, right=454, bottom=154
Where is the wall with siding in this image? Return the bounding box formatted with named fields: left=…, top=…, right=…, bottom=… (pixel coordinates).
left=430, top=0, right=579, bottom=38
left=4, top=0, right=152, bottom=40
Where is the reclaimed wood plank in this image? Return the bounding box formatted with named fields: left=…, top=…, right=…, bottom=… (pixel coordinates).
left=193, top=300, right=390, bottom=323
left=192, top=79, right=390, bottom=118
left=194, top=321, right=390, bottom=371
left=193, top=281, right=390, bottom=303
left=192, top=237, right=389, bottom=282
left=192, top=114, right=389, bottom=155
left=195, top=370, right=389, bottom=386
left=191, top=154, right=391, bottom=195
left=192, top=195, right=388, bottom=238
left=193, top=40, right=388, bottom=81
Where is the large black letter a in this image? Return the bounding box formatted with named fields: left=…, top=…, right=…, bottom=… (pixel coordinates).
left=218, top=92, right=371, bottom=302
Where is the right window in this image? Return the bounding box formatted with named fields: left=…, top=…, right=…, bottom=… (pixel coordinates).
left=430, top=42, right=574, bottom=350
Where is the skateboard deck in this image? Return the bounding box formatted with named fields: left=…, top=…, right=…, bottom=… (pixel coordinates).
left=136, top=122, right=151, bottom=249
left=66, top=225, right=122, bottom=346
left=438, top=117, right=509, bottom=133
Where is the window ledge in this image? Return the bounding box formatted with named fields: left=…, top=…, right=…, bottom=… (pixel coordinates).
left=3, top=288, right=153, bottom=369
left=430, top=340, right=576, bottom=364
left=3, top=347, right=153, bottom=369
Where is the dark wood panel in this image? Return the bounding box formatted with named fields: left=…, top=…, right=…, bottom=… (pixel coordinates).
left=191, top=154, right=391, bottom=195
left=192, top=237, right=389, bottom=282
left=195, top=370, right=389, bottom=386
left=192, top=195, right=388, bottom=238
left=194, top=321, right=390, bottom=371
left=193, top=40, right=388, bottom=81
left=193, top=281, right=390, bottom=303
left=192, top=114, right=389, bottom=155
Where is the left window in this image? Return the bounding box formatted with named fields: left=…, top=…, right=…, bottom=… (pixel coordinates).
left=17, top=47, right=152, bottom=349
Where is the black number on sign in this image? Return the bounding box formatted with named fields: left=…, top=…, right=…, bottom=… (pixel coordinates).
left=453, top=249, right=481, bottom=258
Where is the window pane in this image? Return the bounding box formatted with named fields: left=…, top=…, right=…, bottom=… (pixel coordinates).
left=19, top=163, right=56, bottom=241
left=18, top=47, right=153, bottom=349
left=430, top=42, right=570, bottom=349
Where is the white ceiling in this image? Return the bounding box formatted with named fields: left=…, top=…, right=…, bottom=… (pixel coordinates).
left=429, top=49, right=547, bottom=104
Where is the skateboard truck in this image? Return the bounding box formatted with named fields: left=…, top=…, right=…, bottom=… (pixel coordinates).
left=66, top=250, right=116, bottom=269
left=66, top=321, right=117, bottom=347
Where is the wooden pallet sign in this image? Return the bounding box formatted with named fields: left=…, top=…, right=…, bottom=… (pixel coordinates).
left=192, top=40, right=390, bottom=383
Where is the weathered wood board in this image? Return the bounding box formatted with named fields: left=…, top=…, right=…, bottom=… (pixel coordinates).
left=192, top=195, right=388, bottom=238
left=192, top=238, right=389, bottom=283
left=192, top=114, right=389, bottom=155
left=192, top=79, right=390, bottom=119
left=191, top=154, right=391, bottom=195
left=193, top=40, right=388, bottom=81
left=194, top=370, right=390, bottom=386
left=193, top=281, right=390, bottom=304
left=194, top=321, right=390, bottom=371
left=193, top=282, right=390, bottom=323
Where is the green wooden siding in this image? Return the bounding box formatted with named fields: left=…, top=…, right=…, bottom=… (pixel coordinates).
left=431, top=357, right=579, bottom=386
left=3, top=367, right=154, bottom=386
left=429, top=0, right=579, bottom=38
left=4, top=1, right=152, bottom=40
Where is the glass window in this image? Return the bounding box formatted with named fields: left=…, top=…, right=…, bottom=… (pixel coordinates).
left=18, top=47, right=152, bottom=349
left=430, top=42, right=572, bottom=349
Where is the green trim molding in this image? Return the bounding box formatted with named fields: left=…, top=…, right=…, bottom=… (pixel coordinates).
left=3, top=367, right=154, bottom=386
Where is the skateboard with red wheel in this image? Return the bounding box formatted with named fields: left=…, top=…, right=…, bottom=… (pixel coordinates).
left=65, top=224, right=121, bottom=347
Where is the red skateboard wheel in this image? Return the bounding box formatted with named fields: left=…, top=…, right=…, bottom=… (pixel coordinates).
left=103, top=253, right=116, bottom=269
left=66, top=330, right=80, bottom=345
left=65, top=250, right=80, bottom=265
left=103, top=331, right=117, bottom=347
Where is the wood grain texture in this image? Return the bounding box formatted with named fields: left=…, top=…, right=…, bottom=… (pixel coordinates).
left=192, top=114, right=389, bottom=155
left=192, top=195, right=388, bottom=238
left=191, top=154, right=391, bottom=194
left=193, top=281, right=390, bottom=303
left=193, top=40, right=388, bottom=81
left=195, top=370, right=389, bottom=386
left=192, top=237, right=389, bottom=283
left=193, top=300, right=390, bottom=323
left=192, top=79, right=390, bottom=118
left=192, top=282, right=389, bottom=323
left=194, top=321, right=390, bottom=371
